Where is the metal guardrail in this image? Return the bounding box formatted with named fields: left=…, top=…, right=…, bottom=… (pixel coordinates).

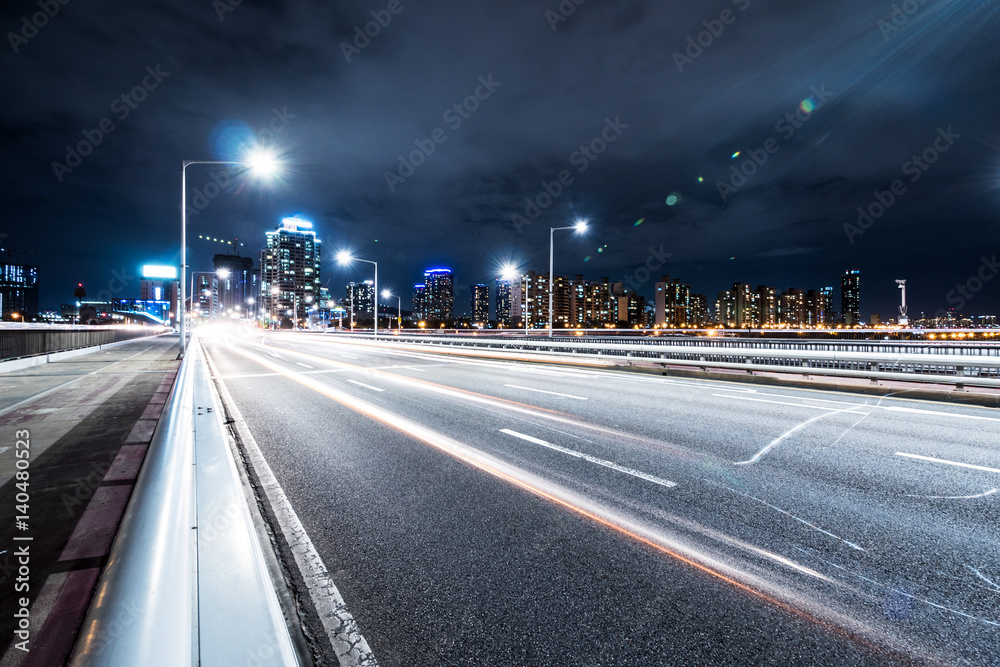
left=70, top=336, right=299, bottom=666
left=0, top=326, right=167, bottom=361
left=325, top=332, right=1000, bottom=389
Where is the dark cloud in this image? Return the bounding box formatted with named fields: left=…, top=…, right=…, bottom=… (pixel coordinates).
left=2, top=0, right=999, bottom=317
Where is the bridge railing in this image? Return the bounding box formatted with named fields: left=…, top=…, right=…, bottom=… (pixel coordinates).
left=0, top=326, right=168, bottom=361
left=319, top=331, right=1000, bottom=389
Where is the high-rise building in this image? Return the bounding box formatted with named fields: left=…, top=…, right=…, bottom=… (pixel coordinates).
left=423, top=268, right=454, bottom=322
left=550, top=275, right=571, bottom=328
left=412, top=283, right=427, bottom=321
left=689, top=294, right=708, bottom=327
left=213, top=254, right=255, bottom=316
left=494, top=278, right=512, bottom=326
left=193, top=273, right=218, bottom=318
left=569, top=275, right=612, bottom=328
left=513, top=271, right=547, bottom=328
left=610, top=282, right=646, bottom=327
left=841, top=269, right=861, bottom=326
left=805, top=289, right=827, bottom=327
left=0, top=263, right=39, bottom=320
left=820, top=287, right=835, bottom=326
left=347, top=281, right=375, bottom=320
left=654, top=277, right=688, bottom=327
left=778, top=288, right=805, bottom=326
left=260, top=216, right=322, bottom=322
left=757, top=285, right=777, bottom=326
left=715, top=283, right=759, bottom=328
left=471, top=284, right=489, bottom=324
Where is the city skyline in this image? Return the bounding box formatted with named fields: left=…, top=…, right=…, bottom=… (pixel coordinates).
left=4, top=3, right=999, bottom=321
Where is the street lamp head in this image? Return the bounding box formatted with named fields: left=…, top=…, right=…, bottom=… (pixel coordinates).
left=244, top=149, right=281, bottom=179
left=499, top=263, right=520, bottom=281
left=216, top=268, right=231, bottom=279
left=270, top=286, right=280, bottom=295
left=573, top=219, right=589, bottom=234
left=381, top=289, right=392, bottom=299
left=336, top=250, right=354, bottom=265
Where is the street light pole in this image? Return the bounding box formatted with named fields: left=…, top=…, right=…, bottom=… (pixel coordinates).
left=179, top=153, right=279, bottom=358
left=548, top=220, right=588, bottom=338
left=338, top=253, right=378, bottom=339
left=382, top=290, right=401, bottom=330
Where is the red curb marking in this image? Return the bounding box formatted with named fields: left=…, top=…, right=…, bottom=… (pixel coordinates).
left=59, top=486, right=133, bottom=561
left=124, top=418, right=157, bottom=444
left=139, top=402, right=163, bottom=420
left=147, top=393, right=167, bottom=405
left=19, top=568, right=101, bottom=667
left=103, top=445, right=148, bottom=482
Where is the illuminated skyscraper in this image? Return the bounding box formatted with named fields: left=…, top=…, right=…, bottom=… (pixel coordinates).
left=841, top=269, right=861, bottom=325
left=412, top=283, right=426, bottom=321
left=261, top=216, right=322, bottom=322
left=347, top=281, right=375, bottom=320
left=471, top=283, right=489, bottom=324
left=213, top=254, right=254, bottom=316
left=494, top=278, right=512, bottom=326
left=0, top=263, right=38, bottom=320
left=423, top=268, right=453, bottom=322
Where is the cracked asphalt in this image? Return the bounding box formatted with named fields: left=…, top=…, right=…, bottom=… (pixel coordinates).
left=202, top=329, right=1000, bottom=666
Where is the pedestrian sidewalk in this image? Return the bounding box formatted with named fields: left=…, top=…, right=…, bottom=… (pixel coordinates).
left=0, top=335, right=179, bottom=667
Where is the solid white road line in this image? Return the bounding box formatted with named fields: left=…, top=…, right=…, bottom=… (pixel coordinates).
left=296, top=362, right=314, bottom=369
left=714, top=394, right=868, bottom=412
left=883, top=406, right=1000, bottom=422
left=500, top=429, right=676, bottom=488
left=347, top=379, right=384, bottom=392
left=905, top=488, right=997, bottom=500
left=895, top=452, right=1000, bottom=475
left=503, top=384, right=588, bottom=400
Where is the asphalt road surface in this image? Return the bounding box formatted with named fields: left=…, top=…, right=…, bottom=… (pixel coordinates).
left=201, top=328, right=1000, bottom=666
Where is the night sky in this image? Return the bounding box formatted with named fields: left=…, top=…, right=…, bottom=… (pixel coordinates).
left=3, top=1, right=999, bottom=318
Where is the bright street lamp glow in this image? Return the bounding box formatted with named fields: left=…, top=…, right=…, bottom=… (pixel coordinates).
left=244, top=149, right=280, bottom=178
left=499, top=263, right=520, bottom=281
left=336, top=251, right=354, bottom=265
left=573, top=219, right=589, bottom=233
left=216, top=268, right=231, bottom=279
left=381, top=289, right=392, bottom=299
